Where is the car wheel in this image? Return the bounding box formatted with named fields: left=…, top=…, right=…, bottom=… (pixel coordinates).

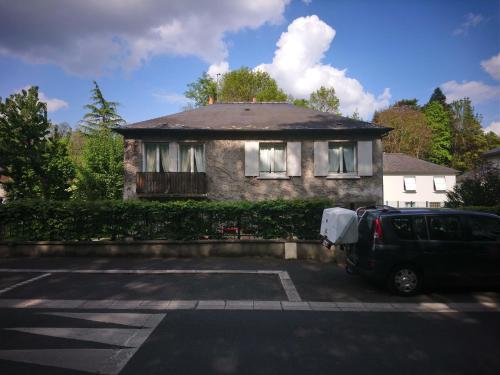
left=388, top=265, right=422, bottom=296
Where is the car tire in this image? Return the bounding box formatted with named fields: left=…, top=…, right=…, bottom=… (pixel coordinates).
left=387, top=265, right=422, bottom=296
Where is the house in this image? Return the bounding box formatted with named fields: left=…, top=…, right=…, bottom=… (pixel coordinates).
left=114, top=102, right=391, bottom=206
left=482, top=147, right=500, bottom=169
left=383, top=153, right=458, bottom=208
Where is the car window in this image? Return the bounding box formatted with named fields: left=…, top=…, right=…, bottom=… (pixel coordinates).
left=428, top=216, right=462, bottom=241
left=391, top=217, right=414, bottom=240
left=413, top=216, right=428, bottom=240
left=467, top=216, right=500, bottom=241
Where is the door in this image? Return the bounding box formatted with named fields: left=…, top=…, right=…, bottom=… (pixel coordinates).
left=464, top=215, right=500, bottom=284
left=423, top=215, right=470, bottom=284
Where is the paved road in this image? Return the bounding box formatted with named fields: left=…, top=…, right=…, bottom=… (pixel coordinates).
left=0, top=257, right=499, bottom=374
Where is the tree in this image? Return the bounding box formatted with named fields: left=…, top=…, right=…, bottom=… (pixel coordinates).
left=449, top=98, right=488, bottom=170
left=184, top=72, right=218, bottom=107
left=0, top=87, right=74, bottom=199
left=393, top=98, right=420, bottom=110
left=350, top=109, right=361, bottom=120
left=446, top=162, right=500, bottom=207
left=74, top=84, right=125, bottom=200
left=80, top=81, right=124, bottom=135
left=424, top=101, right=452, bottom=165
left=291, top=98, right=310, bottom=108
left=308, top=86, right=340, bottom=114
left=373, top=106, right=432, bottom=159
left=218, top=67, right=287, bottom=102
left=427, top=87, right=448, bottom=109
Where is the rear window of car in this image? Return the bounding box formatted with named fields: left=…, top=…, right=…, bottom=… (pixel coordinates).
left=428, top=215, right=462, bottom=241
left=467, top=215, right=500, bottom=241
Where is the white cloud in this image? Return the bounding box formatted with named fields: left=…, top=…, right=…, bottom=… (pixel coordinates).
left=0, top=0, right=289, bottom=76
left=441, top=80, right=500, bottom=103
left=453, top=13, right=483, bottom=36
left=255, top=15, right=390, bottom=120
left=207, top=61, right=230, bottom=79
left=481, top=53, right=500, bottom=81
left=153, top=92, right=192, bottom=106
left=484, top=121, right=500, bottom=135
left=302, top=0, right=312, bottom=4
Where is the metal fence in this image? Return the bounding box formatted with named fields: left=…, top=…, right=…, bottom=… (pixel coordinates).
left=384, top=201, right=446, bottom=209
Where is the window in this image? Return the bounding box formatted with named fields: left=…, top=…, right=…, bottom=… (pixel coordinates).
left=391, top=217, right=414, bottom=240
left=413, top=216, right=428, bottom=240
left=328, top=142, right=356, bottom=174
left=144, top=143, right=170, bottom=172
left=429, top=202, right=442, bottom=208
left=259, top=143, right=286, bottom=176
left=433, top=176, right=447, bottom=191
left=179, top=144, right=205, bottom=172
left=428, top=216, right=462, bottom=241
left=467, top=216, right=500, bottom=241
left=404, top=176, right=416, bottom=191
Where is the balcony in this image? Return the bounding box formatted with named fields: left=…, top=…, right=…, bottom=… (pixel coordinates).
left=136, top=172, right=208, bottom=198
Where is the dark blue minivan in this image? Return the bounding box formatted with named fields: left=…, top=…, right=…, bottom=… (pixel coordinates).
left=346, top=207, right=500, bottom=295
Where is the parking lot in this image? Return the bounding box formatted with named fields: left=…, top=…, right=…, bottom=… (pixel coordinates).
left=0, top=256, right=499, bottom=374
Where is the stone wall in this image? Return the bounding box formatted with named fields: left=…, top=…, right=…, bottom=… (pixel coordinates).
left=122, top=136, right=383, bottom=205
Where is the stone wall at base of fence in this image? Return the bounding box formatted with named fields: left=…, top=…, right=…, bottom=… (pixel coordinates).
left=0, top=240, right=335, bottom=262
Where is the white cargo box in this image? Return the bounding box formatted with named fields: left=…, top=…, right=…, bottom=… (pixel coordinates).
left=320, top=207, right=358, bottom=245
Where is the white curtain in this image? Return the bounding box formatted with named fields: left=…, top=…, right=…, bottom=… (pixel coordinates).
left=259, top=145, right=270, bottom=173
left=180, top=145, right=191, bottom=172
left=145, top=144, right=157, bottom=172
left=273, top=144, right=286, bottom=173
left=159, top=144, right=169, bottom=172
left=194, top=145, right=205, bottom=172
left=343, top=144, right=355, bottom=173
left=329, top=145, right=340, bottom=173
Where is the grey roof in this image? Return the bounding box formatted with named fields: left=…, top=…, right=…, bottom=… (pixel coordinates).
left=483, top=147, right=500, bottom=157
left=115, top=102, right=390, bottom=135
left=383, top=153, right=458, bottom=175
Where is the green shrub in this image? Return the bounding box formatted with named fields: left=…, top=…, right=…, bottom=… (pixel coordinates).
left=0, top=198, right=333, bottom=241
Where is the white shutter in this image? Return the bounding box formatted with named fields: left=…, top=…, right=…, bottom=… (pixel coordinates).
left=286, top=142, right=301, bottom=176
left=357, top=140, right=373, bottom=176
left=314, top=141, right=328, bottom=176
left=245, top=141, right=259, bottom=176
left=168, top=142, right=179, bottom=172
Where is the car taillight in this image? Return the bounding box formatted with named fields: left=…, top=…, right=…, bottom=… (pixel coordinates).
left=373, top=217, right=383, bottom=242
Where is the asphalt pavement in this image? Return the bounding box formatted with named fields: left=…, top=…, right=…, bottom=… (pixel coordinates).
left=0, top=256, right=499, bottom=374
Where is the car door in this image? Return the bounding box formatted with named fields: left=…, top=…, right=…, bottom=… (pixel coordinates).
left=464, top=214, right=500, bottom=284
left=423, top=215, right=470, bottom=284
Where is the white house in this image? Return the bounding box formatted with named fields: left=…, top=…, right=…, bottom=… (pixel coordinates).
left=383, top=153, right=458, bottom=208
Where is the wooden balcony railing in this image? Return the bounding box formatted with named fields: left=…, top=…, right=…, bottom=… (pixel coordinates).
left=136, top=172, right=207, bottom=197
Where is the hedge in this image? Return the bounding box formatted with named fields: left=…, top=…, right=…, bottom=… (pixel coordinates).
left=0, top=199, right=334, bottom=241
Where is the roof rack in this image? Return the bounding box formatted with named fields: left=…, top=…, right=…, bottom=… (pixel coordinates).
left=355, top=205, right=399, bottom=223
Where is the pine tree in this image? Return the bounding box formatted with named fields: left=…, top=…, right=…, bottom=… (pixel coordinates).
left=81, top=81, right=124, bottom=135
left=424, top=102, right=452, bottom=165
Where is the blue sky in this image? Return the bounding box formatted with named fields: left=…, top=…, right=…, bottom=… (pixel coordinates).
left=0, top=0, right=498, bottom=133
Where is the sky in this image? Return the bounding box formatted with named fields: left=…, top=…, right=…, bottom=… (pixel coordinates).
left=0, top=0, right=499, bottom=134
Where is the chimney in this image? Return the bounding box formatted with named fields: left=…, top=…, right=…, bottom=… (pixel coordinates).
left=208, top=96, right=214, bottom=105
left=252, top=97, right=256, bottom=103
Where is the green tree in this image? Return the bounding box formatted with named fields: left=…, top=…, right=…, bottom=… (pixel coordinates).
left=449, top=98, right=488, bottom=170
left=218, top=67, right=287, bottom=102
left=0, top=87, right=74, bottom=199
left=292, top=98, right=310, bottom=108
left=308, top=86, right=340, bottom=114
left=446, top=163, right=500, bottom=207
left=74, top=84, right=125, bottom=200
left=424, top=101, right=452, bottom=165
left=427, top=87, right=448, bottom=109
left=373, top=105, right=432, bottom=159
left=81, top=81, right=124, bottom=135
left=184, top=72, right=218, bottom=107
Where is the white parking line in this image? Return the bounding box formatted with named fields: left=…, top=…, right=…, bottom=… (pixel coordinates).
left=0, top=273, right=51, bottom=296
left=0, top=268, right=302, bottom=302
left=0, top=299, right=498, bottom=313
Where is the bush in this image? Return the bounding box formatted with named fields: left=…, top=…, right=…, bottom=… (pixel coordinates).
left=0, top=198, right=333, bottom=241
